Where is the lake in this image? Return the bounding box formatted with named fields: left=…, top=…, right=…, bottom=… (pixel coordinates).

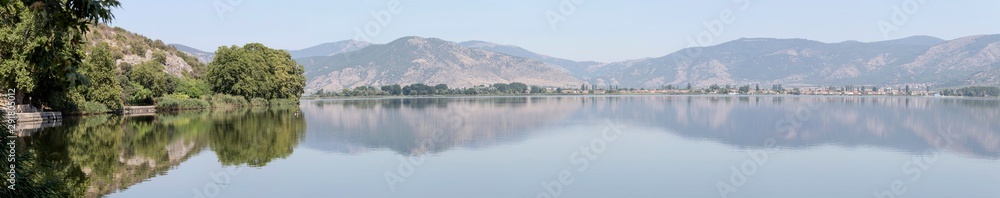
left=18, top=96, right=1000, bottom=198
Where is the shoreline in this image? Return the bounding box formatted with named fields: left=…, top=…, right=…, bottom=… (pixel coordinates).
left=301, top=93, right=1000, bottom=101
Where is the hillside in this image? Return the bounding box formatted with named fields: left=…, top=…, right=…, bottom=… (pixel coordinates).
left=458, top=40, right=603, bottom=78
left=580, top=35, right=1000, bottom=88
left=287, top=40, right=371, bottom=59
left=84, top=24, right=205, bottom=77
left=175, top=34, right=1000, bottom=90
left=296, top=36, right=583, bottom=92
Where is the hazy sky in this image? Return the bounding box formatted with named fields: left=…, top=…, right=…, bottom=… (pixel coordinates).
left=110, top=0, right=1000, bottom=62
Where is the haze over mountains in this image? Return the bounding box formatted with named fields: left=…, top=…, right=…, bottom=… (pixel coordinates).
left=173, top=34, right=1000, bottom=92
left=295, top=37, right=582, bottom=92
left=170, top=40, right=371, bottom=63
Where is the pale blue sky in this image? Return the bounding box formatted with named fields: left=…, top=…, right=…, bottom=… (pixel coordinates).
left=110, top=0, right=1000, bottom=62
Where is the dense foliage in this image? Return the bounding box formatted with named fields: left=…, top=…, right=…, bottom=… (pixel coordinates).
left=127, top=60, right=174, bottom=98
left=61, top=43, right=123, bottom=113
left=3, top=1, right=303, bottom=113
left=0, top=0, right=121, bottom=109
left=207, top=43, right=305, bottom=100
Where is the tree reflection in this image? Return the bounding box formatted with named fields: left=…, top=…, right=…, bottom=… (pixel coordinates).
left=208, top=107, right=306, bottom=167
left=10, top=106, right=305, bottom=197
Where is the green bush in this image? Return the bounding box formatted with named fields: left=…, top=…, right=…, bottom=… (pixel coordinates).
left=249, top=98, right=268, bottom=106
left=77, top=101, right=110, bottom=115
left=207, top=94, right=247, bottom=108
left=126, top=82, right=155, bottom=105
left=155, top=97, right=210, bottom=110
left=164, top=93, right=189, bottom=99
left=268, top=98, right=299, bottom=106
left=176, top=78, right=211, bottom=98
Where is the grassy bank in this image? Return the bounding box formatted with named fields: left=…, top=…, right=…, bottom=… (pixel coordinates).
left=155, top=94, right=299, bottom=111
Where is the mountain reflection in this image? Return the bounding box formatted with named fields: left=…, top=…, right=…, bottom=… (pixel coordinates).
left=21, top=107, right=304, bottom=197
left=302, top=97, right=579, bottom=155
left=14, top=96, right=998, bottom=197
left=302, top=96, right=1000, bottom=158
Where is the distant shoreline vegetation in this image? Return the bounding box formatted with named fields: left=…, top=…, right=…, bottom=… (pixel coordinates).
left=308, top=83, right=1000, bottom=98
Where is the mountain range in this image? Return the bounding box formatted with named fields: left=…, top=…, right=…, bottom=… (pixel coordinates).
left=170, top=40, right=371, bottom=63
left=172, top=35, right=1000, bottom=92
left=295, top=37, right=582, bottom=92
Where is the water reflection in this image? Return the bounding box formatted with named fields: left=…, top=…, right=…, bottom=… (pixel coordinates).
left=12, top=96, right=1000, bottom=197
left=20, top=107, right=304, bottom=197
left=302, top=96, right=1000, bottom=159
left=303, top=97, right=577, bottom=155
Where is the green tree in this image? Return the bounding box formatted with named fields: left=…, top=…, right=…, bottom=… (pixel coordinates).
left=206, top=43, right=305, bottom=100
left=0, top=0, right=121, bottom=109
left=176, top=77, right=211, bottom=97
left=530, top=86, right=545, bottom=94
left=493, top=83, right=510, bottom=93
left=380, top=85, right=393, bottom=95
left=129, top=60, right=171, bottom=97
left=81, top=43, right=123, bottom=110
left=509, top=82, right=528, bottom=94
left=434, top=84, right=449, bottom=94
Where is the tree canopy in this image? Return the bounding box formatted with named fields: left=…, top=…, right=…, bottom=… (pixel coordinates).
left=206, top=43, right=305, bottom=100
left=0, top=0, right=121, bottom=108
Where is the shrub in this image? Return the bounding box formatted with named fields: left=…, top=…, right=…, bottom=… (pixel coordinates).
left=207, top=94, right=247, bottom=108
left=77, top=101, right=110, bottom=115
left=126, top=82, right=154, bottom=105
left=268, top=98, right=299, bottom=106
left=176, top=78, right=211, bottom=98
left=155, top=97, right=210, bottom=110
left=164, top=93, right=190, bottom=99
left=249, top=98, right=268, bottom=106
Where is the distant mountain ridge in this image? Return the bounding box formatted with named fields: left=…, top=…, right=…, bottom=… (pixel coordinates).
left=176, top=34, right=999, bottom=90
left=171, top=40, right=371, bottom=63
left=169, top=44, right=214, bottom=63
left=581, top=35, right=1000, bottom=88
left=286, top=40, right=370, bottom=59
left=296, top=36, right=582, bottom=92
left=458, top=40, right=603, bottom=78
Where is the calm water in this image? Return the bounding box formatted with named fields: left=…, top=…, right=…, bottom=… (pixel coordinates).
left=20, top=96, right=1000, bottom=198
